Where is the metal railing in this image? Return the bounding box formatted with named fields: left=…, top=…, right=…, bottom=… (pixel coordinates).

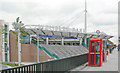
left=25, top=25, right=83, bottom=33
left=1, top=54, right=88, bottom=73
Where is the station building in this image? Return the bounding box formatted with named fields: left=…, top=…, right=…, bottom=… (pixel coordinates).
left=9, top=25, right=114, bottom=64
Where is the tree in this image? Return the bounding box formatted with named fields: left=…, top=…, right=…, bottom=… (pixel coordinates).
left=12, top=17, right=28, bottom=43
left=12, top=17, right=28, bottom=66
left=12, top=17, right=23, bottom=30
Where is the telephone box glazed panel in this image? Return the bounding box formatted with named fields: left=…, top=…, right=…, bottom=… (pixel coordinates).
left=88, top=37, right=102, bottom=66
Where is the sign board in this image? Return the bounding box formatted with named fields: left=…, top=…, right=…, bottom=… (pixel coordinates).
left=96, top=30, right=100, bottom=35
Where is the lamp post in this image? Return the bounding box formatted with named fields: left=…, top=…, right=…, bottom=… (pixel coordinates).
left=12, top=17, right=24, bottom=66
left=18, top=29, right=21, bottom=66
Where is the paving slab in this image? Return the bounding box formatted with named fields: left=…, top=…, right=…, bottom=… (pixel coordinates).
left=72, top=48, right=118, bottom=71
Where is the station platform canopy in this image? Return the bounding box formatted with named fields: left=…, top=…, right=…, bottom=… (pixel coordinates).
left=24, top=25, right=113, bottom=39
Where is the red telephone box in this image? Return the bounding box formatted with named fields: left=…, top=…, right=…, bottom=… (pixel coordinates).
left=88, top=37, right=102, bottom=66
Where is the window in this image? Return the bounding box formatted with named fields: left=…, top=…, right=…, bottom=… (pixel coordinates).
left=21, top=35, right=30, bottom=44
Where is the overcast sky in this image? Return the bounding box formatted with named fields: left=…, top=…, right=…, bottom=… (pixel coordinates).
left=0, top=0, right=118, bottom=44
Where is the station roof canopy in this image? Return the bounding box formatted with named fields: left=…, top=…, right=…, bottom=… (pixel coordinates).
left=24, top=25, right=113, bottom=39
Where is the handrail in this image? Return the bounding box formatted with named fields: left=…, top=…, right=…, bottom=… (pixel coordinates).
left=34, top=44, right=59, bottom=59
left=31, top=40, right=59, bottom=59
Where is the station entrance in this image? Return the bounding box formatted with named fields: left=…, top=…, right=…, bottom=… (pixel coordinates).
left=88, top=37, right=102, bottom=66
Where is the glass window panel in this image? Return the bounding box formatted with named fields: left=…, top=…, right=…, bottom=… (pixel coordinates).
left=96, top=54, right=100, bottom=65
left=96, top=41, right=100, bottom=52
left=90, top=54, right=94, bottom=65
left=5, top=53, right=7, bottom=62
left=91, top=42, right=95, bottom=52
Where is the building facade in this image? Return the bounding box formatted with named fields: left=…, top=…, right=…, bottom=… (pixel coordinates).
left=0, top=20, right=9, bottom=62
left=9, top=31, right=54, bottom=62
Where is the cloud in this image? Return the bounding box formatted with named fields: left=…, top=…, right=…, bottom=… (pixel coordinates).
left=89, top=13, right=117, bottom=26
left=0, top=0, right=118, bottom=44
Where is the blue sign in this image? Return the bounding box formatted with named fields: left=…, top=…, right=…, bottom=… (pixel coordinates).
left=37, top=35, right=77, bottom=39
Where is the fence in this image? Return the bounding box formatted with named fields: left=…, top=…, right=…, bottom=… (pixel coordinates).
left=25, top=25, right=84, bottom=33
left=1, top=54, right=88, bottom=73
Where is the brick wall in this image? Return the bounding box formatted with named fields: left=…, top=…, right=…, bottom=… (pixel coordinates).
left=21, top=44, right=54, bottom=62
left=10, top=31, right=54, bottom=62
left=10, top=31, right=18, bottom=62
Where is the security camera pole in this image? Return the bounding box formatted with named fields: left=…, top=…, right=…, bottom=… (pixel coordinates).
left=12, top=17, right=24, bottom=66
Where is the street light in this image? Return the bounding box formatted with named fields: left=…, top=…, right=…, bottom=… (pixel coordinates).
left=12, top=17, right=24, bottom=66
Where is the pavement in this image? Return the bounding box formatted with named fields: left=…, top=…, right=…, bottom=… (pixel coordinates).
left=72, top=48, right=118, bottom=71
left=0, top=48, right=119, bottom=71
left=0, top=64, right=12, bottom=70
left=21, top=62, right=36, bottom=65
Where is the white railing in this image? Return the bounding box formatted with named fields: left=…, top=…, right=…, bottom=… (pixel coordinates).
left=25, top=25, right=85, bottom=33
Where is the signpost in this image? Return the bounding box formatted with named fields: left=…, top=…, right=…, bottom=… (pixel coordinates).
left=96, top=30, right=100, bottom=35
